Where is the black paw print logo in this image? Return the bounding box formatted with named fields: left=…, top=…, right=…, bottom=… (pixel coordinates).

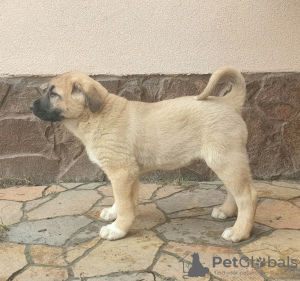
left=256, top=257, right=266, bottom=267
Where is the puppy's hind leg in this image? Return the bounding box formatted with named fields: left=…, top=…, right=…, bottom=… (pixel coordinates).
left=206, top=151, right=258, bottom=242
left=221, top=178, right=257, bottom=243
left=211, top=186, right=237, bottom=219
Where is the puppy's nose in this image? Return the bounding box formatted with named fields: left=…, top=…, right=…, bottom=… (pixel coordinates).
left=29, top=103, right=34, bottom=111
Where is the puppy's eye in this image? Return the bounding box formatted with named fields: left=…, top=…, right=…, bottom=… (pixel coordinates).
left=49, top=92, right=59, bottom=98
left=48, top=85, right=60, bottom=98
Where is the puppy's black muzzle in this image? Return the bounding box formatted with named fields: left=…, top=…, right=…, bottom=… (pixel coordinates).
left=30, top=98, right=63, bottom=122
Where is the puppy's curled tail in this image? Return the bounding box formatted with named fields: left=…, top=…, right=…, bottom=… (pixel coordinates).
left=194, top=67, right=246, bottom=110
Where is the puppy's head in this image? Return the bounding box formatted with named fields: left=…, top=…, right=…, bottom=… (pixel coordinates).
left=30, top=72, right=107, bottom=122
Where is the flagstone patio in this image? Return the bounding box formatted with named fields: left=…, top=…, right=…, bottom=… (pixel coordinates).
left=0, top=180, right=300, bottom=281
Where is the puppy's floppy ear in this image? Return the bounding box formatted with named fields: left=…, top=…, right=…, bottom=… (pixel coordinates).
left=72, top=82, right=102, bottom=113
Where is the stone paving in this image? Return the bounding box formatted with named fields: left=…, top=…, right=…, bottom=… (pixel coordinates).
left=0, top=180, right=300, bottom=281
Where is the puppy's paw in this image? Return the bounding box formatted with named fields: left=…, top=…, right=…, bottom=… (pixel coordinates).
left=100, top=205, right=117, bottom=221
left=99, top=223, right=126, bottom=240
left=211, top=207, right=228, bottom=219
left=221, top=227, right=249, bottom=243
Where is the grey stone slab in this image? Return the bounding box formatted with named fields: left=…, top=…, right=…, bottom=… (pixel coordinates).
left=76, top=182, right=105, bottom=190
left=27, top=190, right=102, bottom=220
left=156, top=188, right=226, bottom=213
left=24, top=196, right=52, bottom=211
left=156, top=218, right=271, bottom=246
left=199, top=180, right=223, bottom=185
left=60, top=183, right=83, bottom=189
left=67, top=221, right=106, bottom=247
left=8, top=216, right=93, bottom=246
left=0, top=227, right=8, bottom=242
left=72, top=230, right=163, bottom=277
left=198, top=183, right=222, bottom=189
left=87, top=273, right=155, bottom=281
left=0, top=200, right=23, bottom=225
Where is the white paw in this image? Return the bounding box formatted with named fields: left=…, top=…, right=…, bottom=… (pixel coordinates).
left=99, top=223, right=126, bottom=240
left=221, top=227, right=245, bottom=243
left=222, top=228, right=233, bottom=240
left=211, top=207, right=228, bottom=219
left=100, top=204, right=117, bottom=221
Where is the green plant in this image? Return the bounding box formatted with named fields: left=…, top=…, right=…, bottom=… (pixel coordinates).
left=0, top=225, right=10, bottom=231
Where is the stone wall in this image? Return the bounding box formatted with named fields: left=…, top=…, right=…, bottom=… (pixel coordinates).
left=0, top=72, right=300, bottom=186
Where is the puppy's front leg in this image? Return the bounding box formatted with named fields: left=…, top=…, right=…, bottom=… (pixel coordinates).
left=100, top=173, right=139, bottom=240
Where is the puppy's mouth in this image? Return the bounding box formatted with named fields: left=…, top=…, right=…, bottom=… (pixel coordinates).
left=30, top=99, right=64, bottom=122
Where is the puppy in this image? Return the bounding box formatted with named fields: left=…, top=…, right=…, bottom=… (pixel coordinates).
left=30, top=67, right=257, bottom=242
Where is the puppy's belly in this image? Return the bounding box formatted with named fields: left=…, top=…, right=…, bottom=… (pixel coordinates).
left=138, top=153, right=198, bottom=173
